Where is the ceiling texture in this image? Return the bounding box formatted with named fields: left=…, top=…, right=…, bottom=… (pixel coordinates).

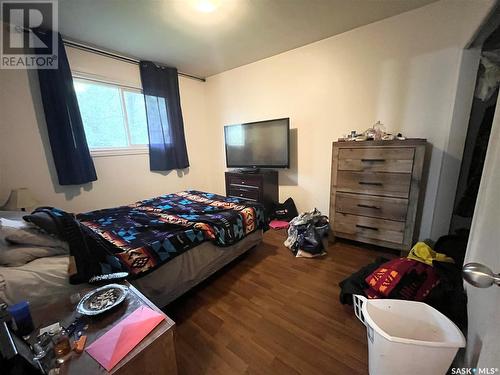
left=59, top=0, right=438, bottom=78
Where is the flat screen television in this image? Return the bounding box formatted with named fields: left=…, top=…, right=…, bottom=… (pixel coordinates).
left=224, top=118, right=289, bottom=169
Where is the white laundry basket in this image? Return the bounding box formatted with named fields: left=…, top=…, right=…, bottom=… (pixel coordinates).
left=353, top=295, right=466, bottom=375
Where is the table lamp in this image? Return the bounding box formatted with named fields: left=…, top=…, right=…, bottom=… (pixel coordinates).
left=3, top=188, right=39, bottom=211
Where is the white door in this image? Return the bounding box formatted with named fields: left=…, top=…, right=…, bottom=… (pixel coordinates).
left=463, top=95, right=500, bottom=370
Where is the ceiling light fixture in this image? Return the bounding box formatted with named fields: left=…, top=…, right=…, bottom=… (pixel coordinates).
left=195, top=0, right=220, bottom=13
left=171, top=0, right=243, bottom=28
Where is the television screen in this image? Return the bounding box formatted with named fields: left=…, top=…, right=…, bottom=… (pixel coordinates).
left=224, top=118, right=289, bottom=168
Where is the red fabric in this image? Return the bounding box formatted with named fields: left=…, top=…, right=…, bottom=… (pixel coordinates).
left=365, top=258, right=415, bottom=297
left=365, top=258, right=440, bottom=301
left=269, top=220, right=289, bottom=230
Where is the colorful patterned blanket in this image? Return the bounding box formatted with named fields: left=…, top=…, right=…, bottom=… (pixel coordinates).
left=76, top=191, right=267, bottom=277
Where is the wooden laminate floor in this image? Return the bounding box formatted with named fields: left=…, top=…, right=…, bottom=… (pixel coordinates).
left=166, top=229, right=395, bottom=375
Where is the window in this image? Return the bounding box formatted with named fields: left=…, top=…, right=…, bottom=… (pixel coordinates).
left=73, top=78, right=149, bottom=155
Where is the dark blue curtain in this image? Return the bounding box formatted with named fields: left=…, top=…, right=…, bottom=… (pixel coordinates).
left=139, top=61, right=189, bottom=171
left=35, top=32, right=97, bottom=185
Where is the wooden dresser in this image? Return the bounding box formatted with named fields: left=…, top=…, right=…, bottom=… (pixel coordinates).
left=329, top=139, right=426, bottom=252
left=225, top=170, right=278, bottom=214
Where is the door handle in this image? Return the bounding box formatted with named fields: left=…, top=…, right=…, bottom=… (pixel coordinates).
left=463, top=263, right=500, bottom=288
left=359, top=182, right=383, bottom=186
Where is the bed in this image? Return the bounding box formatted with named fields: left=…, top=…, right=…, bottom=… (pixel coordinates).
left=0, top=191, right=265, bottom=308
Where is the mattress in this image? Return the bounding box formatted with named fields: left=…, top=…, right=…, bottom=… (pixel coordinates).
left=0, top=230, right=262, bottom=308
left=76, top=190, right=267, bottom=277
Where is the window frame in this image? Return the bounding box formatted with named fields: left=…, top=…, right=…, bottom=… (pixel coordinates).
left=72, top=74, right=149, bottom=157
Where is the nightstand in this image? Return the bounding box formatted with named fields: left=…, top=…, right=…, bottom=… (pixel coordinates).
left=30, top=282, right=178, bottom=374
left=225, top=170, right=279, bottom=214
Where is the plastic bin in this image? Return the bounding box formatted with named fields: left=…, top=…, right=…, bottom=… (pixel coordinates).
left=353, top=295, right=466, bottom=375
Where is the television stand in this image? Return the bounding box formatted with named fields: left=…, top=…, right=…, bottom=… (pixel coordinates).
left=237, top=167, right=260, bottom=174
left=225, top=170, right=278, bottom=215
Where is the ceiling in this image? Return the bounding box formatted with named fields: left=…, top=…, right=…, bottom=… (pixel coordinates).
left=58, top=0, right=438, bottom=78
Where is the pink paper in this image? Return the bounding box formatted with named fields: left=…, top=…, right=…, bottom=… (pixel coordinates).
left=86, top=306, right=165, bottom=371
left=269, top=220, right=289, bottom=230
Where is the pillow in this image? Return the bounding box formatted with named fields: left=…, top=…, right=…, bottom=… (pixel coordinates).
left=5, top=228, right=68, bottom=250
left=0, top=245, right=68, bottom=267
left=23, top=210, right=61, bottom=236
left=0, top=217, right=31, bottom=230
left=0, top=226, right=19, bottom=250
left=0, top=222, right=69, bottom=268
left=1, top=216, right=34, bottom=250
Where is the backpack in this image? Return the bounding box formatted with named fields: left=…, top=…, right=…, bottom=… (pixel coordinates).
left=270, top=198, right=298, bottom=221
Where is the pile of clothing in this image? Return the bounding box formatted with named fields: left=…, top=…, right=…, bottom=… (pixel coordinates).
left=284, top=209, right=329, bottom=258
left=340, top=241, right=467, bottom=330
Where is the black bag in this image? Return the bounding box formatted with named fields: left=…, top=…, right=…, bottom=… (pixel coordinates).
left=271, top=198, right=298, bottom=221
left=295, top=223, right=325, bottom=255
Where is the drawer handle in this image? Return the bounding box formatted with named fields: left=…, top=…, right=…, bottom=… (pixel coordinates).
left=357, top=204, right=381, bottom=210
left=359, top=181, right=383, bottom=186
left=241, top=189, right=255, bottom=193
left=356, top=224, right=379, bottom=231
left=361, top=158, right=386, bottom=162
left=231, top=184, right=258, bottom=190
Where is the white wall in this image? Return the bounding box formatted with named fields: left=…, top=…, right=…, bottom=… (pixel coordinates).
left=205, top=0, right=493, bottom=241
left=0, top=0, right=493, bottom=241
left=0, top=47, right=214, bottom=213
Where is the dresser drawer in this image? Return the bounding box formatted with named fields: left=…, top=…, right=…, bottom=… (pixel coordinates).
left=227, top=187, right=260, bottom=201
left=338, top=147, right=414, bottom=173
left=333, top=213, right=404, bottom=245
left=335, top=193, right=408, bottom=221
left=228, top=175, right=262, bottom=188
left=336, top=171, right=411, bottom=198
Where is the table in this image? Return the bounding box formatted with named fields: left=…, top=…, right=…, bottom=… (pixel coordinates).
left=31, top=282, right=178, bottom=375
